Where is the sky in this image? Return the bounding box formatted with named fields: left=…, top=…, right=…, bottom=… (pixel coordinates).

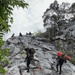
left=3, top=0, right=75, bottom=40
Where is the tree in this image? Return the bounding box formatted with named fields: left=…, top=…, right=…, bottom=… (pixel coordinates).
left=43, top=0, right=71, bottom=41
left=0, top=0, right=28, bottom=74
left=70, top=3, right=75, bottom=13
left=43, top=0, right=60, bottom=41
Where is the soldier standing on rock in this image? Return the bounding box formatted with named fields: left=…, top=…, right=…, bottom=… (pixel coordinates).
left=25, top=48, right=35, bottom=72
left=56, top=54, right=67, bottom=74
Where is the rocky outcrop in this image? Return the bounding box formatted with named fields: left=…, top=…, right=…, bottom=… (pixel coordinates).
left=2, top=35, right=75, bottom=75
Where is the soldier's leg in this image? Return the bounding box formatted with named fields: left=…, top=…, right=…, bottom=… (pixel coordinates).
left=27, top=59, right=30, bottom=72
left=56, top=64, right=59, bottom=72
left=59, top=64, right=62, bottom=74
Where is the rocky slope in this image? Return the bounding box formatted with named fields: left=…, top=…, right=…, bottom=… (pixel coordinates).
left=2, top=35, right=75, bottom=75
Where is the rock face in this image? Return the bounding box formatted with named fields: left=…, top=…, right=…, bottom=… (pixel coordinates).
left=2, top=35, right=75, bottom=75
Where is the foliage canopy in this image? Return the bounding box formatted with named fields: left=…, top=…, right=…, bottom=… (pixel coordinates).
left=0, top=0, right=28, bottom=74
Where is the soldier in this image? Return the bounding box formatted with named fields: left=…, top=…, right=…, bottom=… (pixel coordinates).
left=25, top=48, right=35, bottom=72
left=56, top=54, right=67, bottom=74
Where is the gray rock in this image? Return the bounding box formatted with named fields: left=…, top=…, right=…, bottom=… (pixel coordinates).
left=2, top=35, right=75, bottom=75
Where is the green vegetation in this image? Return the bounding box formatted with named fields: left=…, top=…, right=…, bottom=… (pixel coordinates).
left=66, top=51, right=75, bottom=65
left=20, top=50, right=26, bottom=58
left=34, top=30, right=42, bottom=36
left=70, top=57, right=75, bottom=65
left=34, top=30, right=49, bottom=38
left=0, top=0, right=28, bottom=74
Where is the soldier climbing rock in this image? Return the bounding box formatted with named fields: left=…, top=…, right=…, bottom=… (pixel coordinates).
left=25, top=48, right=35, bottom=72
left=56, top=54, right=67, bottom=74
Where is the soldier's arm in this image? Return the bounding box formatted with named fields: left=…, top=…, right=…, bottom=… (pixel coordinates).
left=64, top=58, right=67, bottom=63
